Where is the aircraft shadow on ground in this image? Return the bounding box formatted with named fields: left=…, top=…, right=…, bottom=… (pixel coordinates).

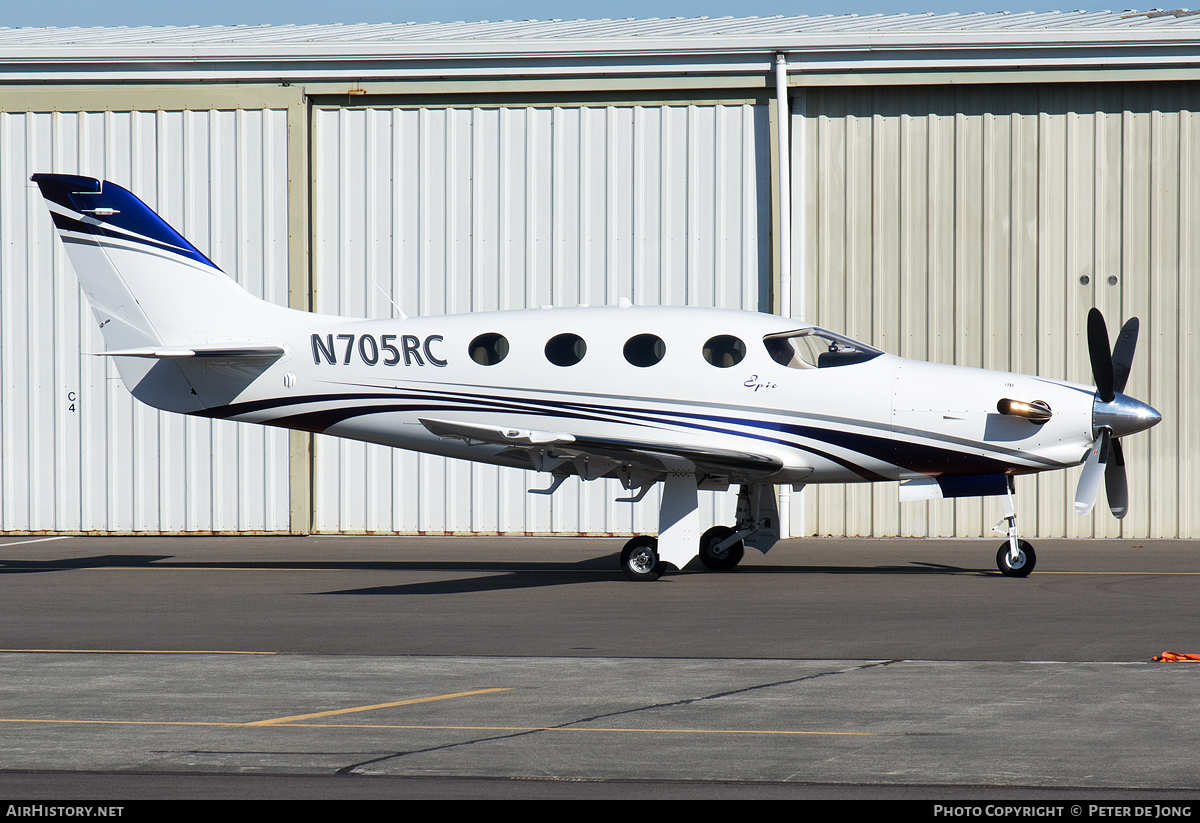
left=0, top=555, right=616, bottom=575
left=314, top=558, right=994, bottom=596
left=0, top=554, right=175, bottom=574
left=0, top=554, right=993, bottom=590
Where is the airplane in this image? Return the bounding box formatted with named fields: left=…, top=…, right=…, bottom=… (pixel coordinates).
left=31, top=173, right=1162, bottom=581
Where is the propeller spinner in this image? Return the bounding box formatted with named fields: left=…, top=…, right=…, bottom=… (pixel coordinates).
left=1074, top=308, right=1161, bottom=518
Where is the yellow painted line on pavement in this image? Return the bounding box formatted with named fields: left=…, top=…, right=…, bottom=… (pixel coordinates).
left=0, top=719, right=245, bottom=727
left=32, top=571, right=1200, bottom=578
left=282, top=723, right=878, bottom=736
left=36, top=567, right=353, bottom=572
left=0, top=649, right=275, bottom=654
left=0, top=717, right=874, bottom=736
left=1034, top=571, right=1200, bottom=575
left=244, top=688, right=512, bottom=726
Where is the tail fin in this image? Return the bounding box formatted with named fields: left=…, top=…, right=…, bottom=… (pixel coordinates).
left=33, top=174, right=286, bottom=412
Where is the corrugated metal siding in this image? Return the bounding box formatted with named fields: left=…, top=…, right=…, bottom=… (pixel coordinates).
left=0, top=108, right=291, bottom=532
left=6, top=12, right=1200, bottom=46
left=310, top=103, right=771, bottom=533
left=793, top=82, right=1200, bottom=539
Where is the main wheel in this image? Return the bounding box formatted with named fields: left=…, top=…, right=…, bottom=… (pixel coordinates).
left=621, top=535, right=663, bottom=581
left=996, top=540, right=1036, bottom=577
left=698, top=525, right=745, bottom=571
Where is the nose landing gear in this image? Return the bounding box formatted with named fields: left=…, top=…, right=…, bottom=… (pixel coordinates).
left=995, top=479, right=1036, bottom=577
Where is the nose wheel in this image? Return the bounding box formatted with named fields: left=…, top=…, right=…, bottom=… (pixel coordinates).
left=993, top=478, right=1036, bottom=577
left=997, top=540, right=1036, bottom=577
left=621, top=535, right=663, bottom=581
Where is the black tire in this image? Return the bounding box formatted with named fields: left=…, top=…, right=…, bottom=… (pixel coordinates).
left=698, top=525, right=745, bottom=571
left=621, top=535, right=662, bottom=581
left=997, top=540, right=1036, bottom=577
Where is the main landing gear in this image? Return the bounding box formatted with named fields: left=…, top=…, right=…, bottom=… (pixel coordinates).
left=619, top=527, right=747, bottom=581
left=698, top=525, right=745, bottom=571
left=619, top=483, right=778, bottom=581
left=620, top=536, right=663, bottom=582
left=995, top=478, right=1037, bottom=578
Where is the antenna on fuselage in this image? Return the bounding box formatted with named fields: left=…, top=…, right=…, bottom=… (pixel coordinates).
left=371, top=279, right=408, bottom=320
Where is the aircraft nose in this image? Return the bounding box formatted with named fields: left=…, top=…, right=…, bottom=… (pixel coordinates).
left=1092, top=393, right=1162, bottom=438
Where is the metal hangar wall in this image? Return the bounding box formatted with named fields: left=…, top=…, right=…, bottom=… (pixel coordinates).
left=308, top=95, right=771, bottom=535
left=0, top=13, right=1196, bottom=538
left=795, top=81, right=1200, bottom=540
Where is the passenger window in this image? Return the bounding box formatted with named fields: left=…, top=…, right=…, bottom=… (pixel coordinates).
left=545, top=333, right=587, bottom=367
left=703, top=335, right=746, bottom=368
left=469, top=333, right=509, bottom=365
left=764, top=328, right=881, bottom=369
left=623, top=334, right=666, bottom=367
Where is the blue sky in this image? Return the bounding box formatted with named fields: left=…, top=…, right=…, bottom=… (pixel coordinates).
left=5, top=1, right=1120, bottom=28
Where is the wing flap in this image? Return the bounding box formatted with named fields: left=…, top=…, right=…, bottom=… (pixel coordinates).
left=419, top=417, right=576, bottom=446
left=570, top=435, right=783, bottom=479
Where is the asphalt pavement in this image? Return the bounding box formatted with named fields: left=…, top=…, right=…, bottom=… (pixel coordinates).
left=2, top=535, right=1198, bottom=799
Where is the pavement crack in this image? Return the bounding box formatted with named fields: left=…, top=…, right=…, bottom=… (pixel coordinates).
left=336, top=659, right=900, bottom=776
left=562, top=659, right=902, bottom=727
left=336, top=729, right=549, bottom=775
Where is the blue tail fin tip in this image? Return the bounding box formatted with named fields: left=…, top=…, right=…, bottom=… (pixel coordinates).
left=31, top=173, right=220, bottom=271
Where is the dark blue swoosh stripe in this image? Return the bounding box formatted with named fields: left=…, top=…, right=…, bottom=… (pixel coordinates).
left=200, top=387, right=888, bottom=480
left=201, top=383, right=1016, bottom=479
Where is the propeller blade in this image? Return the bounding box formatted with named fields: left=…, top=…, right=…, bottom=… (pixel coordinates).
left=1075, top=427, right=1111, bottom=516
left=1111, top=317, right=1139, bottom=396
left=1105, top=438, right=1129, bottom=519
left=1087, top=308, right=1115, bottom=403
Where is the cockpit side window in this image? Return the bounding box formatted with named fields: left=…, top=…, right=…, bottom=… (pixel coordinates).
left=763, top=328, right=882, bottom=369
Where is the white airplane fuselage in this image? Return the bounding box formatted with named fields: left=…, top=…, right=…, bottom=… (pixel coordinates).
left=156, top=303, right=1096, bottom=488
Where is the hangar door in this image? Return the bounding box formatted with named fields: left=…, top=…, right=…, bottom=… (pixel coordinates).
left=0, top=107, right=292, bottom=533
left=792, top=82, right=1200, bottom=540
left=309, top=99, right=772, bottom=534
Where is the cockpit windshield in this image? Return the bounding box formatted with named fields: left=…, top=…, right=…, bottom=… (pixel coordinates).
left=763, top=328, right=883, bottom=369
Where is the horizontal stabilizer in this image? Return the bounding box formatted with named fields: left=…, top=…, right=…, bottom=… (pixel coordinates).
left=100, top=345, right=286, bottom=359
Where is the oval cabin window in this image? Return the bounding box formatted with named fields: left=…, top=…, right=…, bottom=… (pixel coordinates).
left=469, top=333, right=510, bottom=365
left=545, top=333, right=587, bottom=367
left=702, top=335, right=746, bottom=368
left=623, top=334, right=666, bottom=367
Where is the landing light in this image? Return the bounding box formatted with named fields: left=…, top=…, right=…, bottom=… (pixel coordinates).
left=997, top=398, right=1052, bottom=424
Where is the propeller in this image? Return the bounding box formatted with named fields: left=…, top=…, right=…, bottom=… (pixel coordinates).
left=1075, top=308, right=1144, bottom=518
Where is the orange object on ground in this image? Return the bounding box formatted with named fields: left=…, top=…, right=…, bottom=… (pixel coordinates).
left=1153, top=652, right=1200, bottom=661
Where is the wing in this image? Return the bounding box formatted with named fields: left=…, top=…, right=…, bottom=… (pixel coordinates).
left=417, top=417, right=783, bottom=484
